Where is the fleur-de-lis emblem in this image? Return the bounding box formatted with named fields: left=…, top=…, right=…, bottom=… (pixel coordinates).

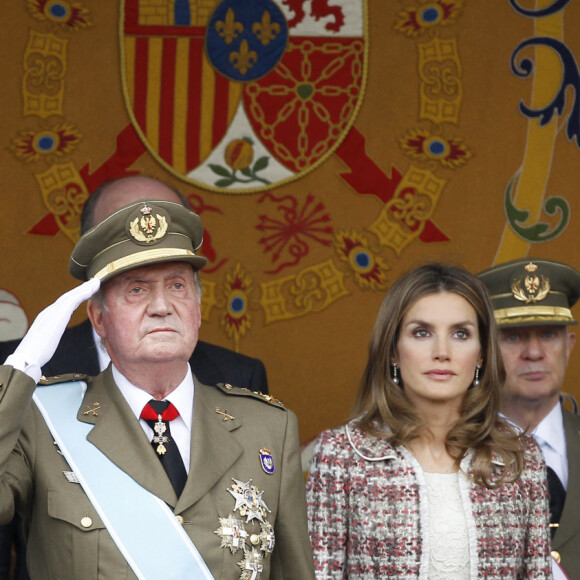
left=230, top=39, right=258, bottom=75
left=216, top=7, right=243, bottom=45
left=252, top=11, right=280, bottom=46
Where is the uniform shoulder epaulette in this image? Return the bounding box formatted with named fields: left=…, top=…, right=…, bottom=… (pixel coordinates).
left=216, top=382, right=285, bottom=409
left=38, top=373, right=88, bottom=385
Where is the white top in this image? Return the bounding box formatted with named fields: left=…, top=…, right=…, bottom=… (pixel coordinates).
left=424, top=472, right=470, bottom=580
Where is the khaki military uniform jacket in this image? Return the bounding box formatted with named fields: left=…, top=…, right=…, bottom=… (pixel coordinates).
left=553, top=409, right=580, bottom=578
left=0, top=365, right=314, bottom=580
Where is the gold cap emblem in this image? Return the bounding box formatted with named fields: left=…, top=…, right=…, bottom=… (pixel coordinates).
left=128, top=205, right=169, bottom=244
left=524, top=262, right=538, bottom=273
left=511, top=262, right=550, bottom=303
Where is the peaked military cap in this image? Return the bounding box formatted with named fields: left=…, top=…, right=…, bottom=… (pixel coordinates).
left=477, top=258, right=580, bottom=327
left=70, top=199, right=207, bottom=282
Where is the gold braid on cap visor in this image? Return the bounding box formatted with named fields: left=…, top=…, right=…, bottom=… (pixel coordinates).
left=92, top=248, right=195, bottom=280
left=493, top=305, right=576, bottom=325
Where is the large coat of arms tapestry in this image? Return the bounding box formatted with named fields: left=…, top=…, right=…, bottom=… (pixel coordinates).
left=2, top=0, right=580, bottom=442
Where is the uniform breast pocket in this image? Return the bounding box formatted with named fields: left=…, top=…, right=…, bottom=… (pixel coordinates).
left=46, top=488, right=129, bottom=579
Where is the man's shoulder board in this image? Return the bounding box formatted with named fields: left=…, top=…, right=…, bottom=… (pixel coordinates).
left=216, top=383, right=285, bottom=409
left=38, top=373, right=88, bottom=386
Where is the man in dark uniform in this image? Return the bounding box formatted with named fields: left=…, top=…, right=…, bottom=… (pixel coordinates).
left=479, top=258, right=580, bottom=579
left=0, top=198, right=314, bottom=579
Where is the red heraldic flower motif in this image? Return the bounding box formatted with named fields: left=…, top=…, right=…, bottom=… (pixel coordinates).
left=10, top=124, right=81, bottom=163
left=335, top=230, right=388, bottom=290
left=400, top=129, right=472, bottom=169
left=394, top=0, right=463, bottom=39
left=27, top=0, right=93, bottom=30
left=222, top=264, right=254, bottom=349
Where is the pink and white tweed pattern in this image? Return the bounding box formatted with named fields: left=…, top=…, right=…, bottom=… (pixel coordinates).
left=306, top=420, right=552, bottom=579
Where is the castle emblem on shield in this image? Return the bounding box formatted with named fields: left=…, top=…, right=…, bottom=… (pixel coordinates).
left=121, top=0, right=367, bottom=192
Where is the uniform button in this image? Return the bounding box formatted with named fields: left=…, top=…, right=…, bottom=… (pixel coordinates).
left=551, top=550, right=561, bottom=564
left=80, top=516, right=93, bottom=528
left=250, top=534, right=260, bottom=545
left=176, top=515, right=185, bottom=526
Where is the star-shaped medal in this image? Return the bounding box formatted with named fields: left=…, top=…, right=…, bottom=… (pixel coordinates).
left=227, top=478, right=271, bottom=524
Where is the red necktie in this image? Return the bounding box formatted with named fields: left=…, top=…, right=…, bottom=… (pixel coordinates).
left=140, top=400, right=187, bottom=496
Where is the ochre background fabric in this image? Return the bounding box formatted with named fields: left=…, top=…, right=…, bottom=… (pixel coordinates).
left=2, top=1, right=580, bottom=444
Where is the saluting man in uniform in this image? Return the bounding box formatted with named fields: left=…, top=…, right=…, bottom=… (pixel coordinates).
left=0, top=196, right=315, bottom=579
left=479, top=258, right=580, bottom=580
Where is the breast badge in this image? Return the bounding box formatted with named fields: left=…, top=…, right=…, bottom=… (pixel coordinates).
left=215, top=478, right=276, bottom=579
left=259, top=449, right=274, bottom=474
left=215, top=514, right=248, bottom=554
left=238, top=550, right=264, bottom=580
left=228, top=478, right=271, bottom=524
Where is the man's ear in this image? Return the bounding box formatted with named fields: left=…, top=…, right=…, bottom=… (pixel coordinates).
left=566, top=331, right=576, bottom=363
left=87, top=298, right=106, bottom=338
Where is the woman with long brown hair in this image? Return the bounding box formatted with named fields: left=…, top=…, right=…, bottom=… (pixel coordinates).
left=306, top=263, right=551, bottom=579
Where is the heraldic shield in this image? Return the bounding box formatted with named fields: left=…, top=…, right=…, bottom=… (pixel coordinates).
left=121, top=0, right=367, bottom=193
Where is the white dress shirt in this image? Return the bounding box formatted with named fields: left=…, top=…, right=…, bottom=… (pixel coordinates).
left=113, top=365, right=194, bottom=473
left=533, top=402, right=568, bottom=490
left=92, top=327, right=194, bottom=472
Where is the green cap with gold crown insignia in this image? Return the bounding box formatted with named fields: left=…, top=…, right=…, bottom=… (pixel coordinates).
left=477, top=258, right=580, bottom=327
left=69, top=199, right=207, bottom=282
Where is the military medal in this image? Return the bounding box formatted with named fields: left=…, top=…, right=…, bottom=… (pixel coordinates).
left=217, top=478, right=275, bottom=579
left=228, top=478, right=271, bottom=524
left=152, top=414, right=169, bottom=455
left=259, top=449, right=274, bottom=474
left=215, top=515, right=248, bottom=554
left=258, top=522, right=275, bottom=555
left=238, top=550, right=264, bottom=580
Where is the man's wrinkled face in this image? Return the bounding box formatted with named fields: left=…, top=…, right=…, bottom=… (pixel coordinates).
left=88, top=262, right=201, bottom=369
left=499, top=325, right=575, bottom=402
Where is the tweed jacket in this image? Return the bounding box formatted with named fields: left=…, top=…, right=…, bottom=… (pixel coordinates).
left=0, top=365, right=315, bottom=580
left=306, top=420, right=552, bottom=579
left=552, top=408, right=580, bottom=577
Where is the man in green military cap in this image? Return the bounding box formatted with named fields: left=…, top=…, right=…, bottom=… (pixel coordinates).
left=1, top=198, right=315, bottom=579
left=478, top=258, right=580, bottom=579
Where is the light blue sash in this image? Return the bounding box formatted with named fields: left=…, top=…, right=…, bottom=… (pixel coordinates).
left=33, top=381, right=214, bottom=580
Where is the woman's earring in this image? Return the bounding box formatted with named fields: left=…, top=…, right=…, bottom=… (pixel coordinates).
left=392, top=362, right=399, bottom=385
left=474, top=364, right=481, bottom=386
